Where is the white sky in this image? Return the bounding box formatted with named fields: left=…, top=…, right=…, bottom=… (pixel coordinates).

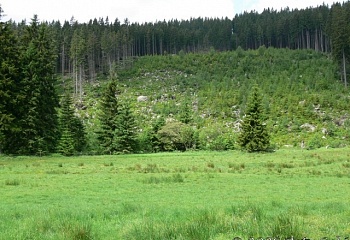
left=1, top=0, right=337, bottom=24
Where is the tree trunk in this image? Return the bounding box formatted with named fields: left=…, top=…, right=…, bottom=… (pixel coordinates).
left=74, top=61, right=78, bottom=96
left=314, top=28, right=319, bottom=51
left=160, top=37, right=163, bottom=55
left=79, top=64, right=83, bottom=99
left=343, top=48, right=347, bottom=88
left=61, top=43, right=65, bottom=76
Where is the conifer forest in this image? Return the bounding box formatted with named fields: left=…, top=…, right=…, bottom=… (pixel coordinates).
left=1, top=2, right=350, bottom=155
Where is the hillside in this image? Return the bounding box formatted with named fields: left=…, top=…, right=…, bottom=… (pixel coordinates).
left=2, top=2, right=350, bottom=155
left=79, top=47, right=350, bottom=153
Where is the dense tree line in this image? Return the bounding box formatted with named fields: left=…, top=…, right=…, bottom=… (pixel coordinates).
left=4, top=2, right=350, bottom=85
left=0, top=14, right=61, bottom=155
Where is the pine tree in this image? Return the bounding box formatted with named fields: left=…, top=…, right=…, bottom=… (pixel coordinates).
left=238, top=85, right=270, bottom=152
left=113, top=102, right=137, bottom=154
left=97, top=80, right=119, bottom=154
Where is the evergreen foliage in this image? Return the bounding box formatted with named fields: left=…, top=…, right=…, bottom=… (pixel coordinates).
left=58, top=128, right=75, bottom=156
left=2, top=3, right=350, bottom=155
left=328, top=3, right=350, bottom=87
left=97, top=80, right=119, bottom=154
left=16, top=16, right=59, bottom=155
left=0, top=21, right=21, bottom=153
left=97, top=82, right=138, bottom=154
left=113, top=102, right=137, bottom=154
left=179, top=98, right=193, bottom=124
left=238, top=85, right=270, bottom=152
left=3, top=3, right=350, bottom=86
left=148, top=117, right=166, bottom=153
left=70, top=114, right=87, bottom=153
left=58, top=93, right=86, bottom=155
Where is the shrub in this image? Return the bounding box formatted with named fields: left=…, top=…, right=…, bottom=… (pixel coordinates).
left=197, top=124, right=235, bottom=151
left=307, top=135, right=323, bottom=150
left=157, top=121, right=195, bottom=151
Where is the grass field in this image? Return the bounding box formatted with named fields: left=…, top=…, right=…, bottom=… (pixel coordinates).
left=1, top=148, right=350, bottom=239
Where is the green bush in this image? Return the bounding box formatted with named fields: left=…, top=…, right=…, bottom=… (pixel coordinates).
left=307, top=135, right=323, bottom=150
left=198, top=124, right=235, bottom=151
left=157, top=121, right=195, bottom=151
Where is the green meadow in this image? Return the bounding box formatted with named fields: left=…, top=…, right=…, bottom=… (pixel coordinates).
left=1, top=149, right=350, bottom=239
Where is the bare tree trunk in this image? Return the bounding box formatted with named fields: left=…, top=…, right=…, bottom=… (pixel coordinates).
left=160, top=37, right=163, bottom=55
left=61, top=44, right=65, bottom=76
left=79, top=64, right=83, bottom=99
left=152, top=32, right=155, bottom=55
left=74, top=60, right=78, bottom=96
left=320, top=29, right=324, bottom=52
left=314, top=28, right=319, bottom=51
left=343, top=48, right=347, bottom=88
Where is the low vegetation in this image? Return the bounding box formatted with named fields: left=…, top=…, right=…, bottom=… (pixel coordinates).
left=1, top=149, right=349, bottom=239
left=75, top=48, right=350, bottom=154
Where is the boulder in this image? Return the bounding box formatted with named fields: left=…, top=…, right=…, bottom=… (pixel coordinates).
left=137, top=95, right=148, bottom=102
left=300, top=123, right=316, bottom=132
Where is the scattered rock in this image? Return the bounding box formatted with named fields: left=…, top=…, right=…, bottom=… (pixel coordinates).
left=334, top=114, right=348, bottom=126
left=300, top=123, right=316, bottom=132
left=137, top=95, right=148, bottom=102
left=313, top=104, right=321, bottom=111
left=233, top=120, right=242, bottom=132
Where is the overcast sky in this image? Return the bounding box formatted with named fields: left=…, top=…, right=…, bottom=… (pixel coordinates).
left=1, top=0, right=337, bottom=24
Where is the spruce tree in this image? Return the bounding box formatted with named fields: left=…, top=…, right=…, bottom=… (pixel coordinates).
left=58, top=127, right=75, bottom=156
left=0, top=21, right=21, bottom=153
left=113, top=102, right=137, bottom=154
left=17, top=16, right=59, bottom=154
left=151, top=116, right=165, bottom=152
left=179, top=98, right=192, bottom=124
left=97, top=80, right=119, bottom=154
left=71, top=115, right=86, bottom=152
left=58, top=92, right=86, bottom=155
left=238, top=85, right=270, bottom=152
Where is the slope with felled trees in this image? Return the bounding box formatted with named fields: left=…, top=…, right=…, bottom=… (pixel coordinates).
left=74, top=46, right=349, bottom=153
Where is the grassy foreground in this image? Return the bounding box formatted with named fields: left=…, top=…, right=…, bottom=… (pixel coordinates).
left=0, top=149, right=350, bottom=239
